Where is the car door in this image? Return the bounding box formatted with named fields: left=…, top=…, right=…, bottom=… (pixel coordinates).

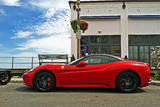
left=60, top=56, right=112, bottom=86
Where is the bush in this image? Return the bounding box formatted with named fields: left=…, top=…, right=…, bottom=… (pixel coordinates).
left=152, top=72, right=160, bottom=80
left=71, top=54, right=75, bottom=62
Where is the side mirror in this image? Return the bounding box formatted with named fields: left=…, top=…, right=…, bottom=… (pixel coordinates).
left=77, top=61, right=87, bottom=67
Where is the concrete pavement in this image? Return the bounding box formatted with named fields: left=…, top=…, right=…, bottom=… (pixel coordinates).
left=1, top=83, right=160, bottom=107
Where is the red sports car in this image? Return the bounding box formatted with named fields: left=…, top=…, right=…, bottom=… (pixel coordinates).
left=23, top=55, right=151, bottom=92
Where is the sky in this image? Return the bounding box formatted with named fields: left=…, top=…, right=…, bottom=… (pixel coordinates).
left=0, top=0, right=71, bottom=57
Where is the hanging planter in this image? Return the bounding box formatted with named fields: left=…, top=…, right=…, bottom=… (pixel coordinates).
left=71, top=19, right=88, bottom=33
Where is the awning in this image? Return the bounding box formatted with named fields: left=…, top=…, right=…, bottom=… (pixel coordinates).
left=128, top=15, right=160, bottom=19
left=81, top=16, right=120, bottom=20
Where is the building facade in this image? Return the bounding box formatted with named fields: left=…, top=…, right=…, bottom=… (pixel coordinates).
left=69, top=0, right=160, bottom=64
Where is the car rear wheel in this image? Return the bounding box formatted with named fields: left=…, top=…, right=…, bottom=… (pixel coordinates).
left=33, top=72, right=56, bottom=92
left=116, top=71, right=139, bottom=92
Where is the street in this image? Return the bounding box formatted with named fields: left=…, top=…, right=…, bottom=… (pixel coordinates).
left=0, top=83, right=160, bottom=107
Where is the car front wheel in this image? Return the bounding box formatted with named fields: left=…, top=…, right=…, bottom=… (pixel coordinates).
left=33, top=71, right=56, bottom=92
left=116, top=71, right=139, bottom=92
left=0, top=72, right=11, bottom=85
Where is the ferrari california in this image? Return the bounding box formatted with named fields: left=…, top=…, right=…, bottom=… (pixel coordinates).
left=23, top=54, right=151, bottom=92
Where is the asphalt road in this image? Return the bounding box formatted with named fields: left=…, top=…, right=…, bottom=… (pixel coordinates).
left=0, top=83, right=160, bottom=107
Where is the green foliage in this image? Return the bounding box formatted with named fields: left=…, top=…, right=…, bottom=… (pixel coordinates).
left=71, top=20, right=78, bottom=33
left=71, top=54, right=75, bottom=62
left=152, top=72, right=160, bottom=80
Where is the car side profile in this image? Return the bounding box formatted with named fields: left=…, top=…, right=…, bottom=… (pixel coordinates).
left=23, top=54, right=151, bottom=92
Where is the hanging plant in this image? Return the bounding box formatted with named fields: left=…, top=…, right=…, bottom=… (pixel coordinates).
left=80, top=20, right=88, bottom=33
left=71, top=19, right=88, bottom=33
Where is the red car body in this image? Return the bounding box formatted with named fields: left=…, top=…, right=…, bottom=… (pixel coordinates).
left=23, top=55, right=151, bottom=92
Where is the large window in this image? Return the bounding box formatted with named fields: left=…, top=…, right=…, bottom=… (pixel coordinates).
left=81, top=35, right=121, bottom=56
left=129, top=35, right=160, bottom=65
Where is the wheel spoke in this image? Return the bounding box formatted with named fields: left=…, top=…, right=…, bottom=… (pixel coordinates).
left=35, top=72, right=55, bottom=91
left=119, top=73, right=137, bottom=90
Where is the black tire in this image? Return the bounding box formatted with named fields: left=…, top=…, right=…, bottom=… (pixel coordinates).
left=0, top=72, right=12, bottom=85
left=33, top=72, right=56, bottom=92
left=116, top=71, right=139, bottom=92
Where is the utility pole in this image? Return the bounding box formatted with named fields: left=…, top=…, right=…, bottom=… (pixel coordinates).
left=76, top=0, right=81, bottom=59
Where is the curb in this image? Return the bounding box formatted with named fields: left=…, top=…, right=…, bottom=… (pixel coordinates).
left=151, top=81, right=160, bottom=86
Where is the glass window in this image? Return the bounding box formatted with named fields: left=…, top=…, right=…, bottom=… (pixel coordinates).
left=111, top=36, right=120, bottom=44
left=129, top=35, right=138, bottom=45
left=81, top=35, right=121, bottom=56
left=83, top=56, right=102, bottom=65
left=100, top=36, right=110, bottom=44
left=139, top=46, right=149, bottom=63
left=100, top=47, right=109, bottom=54
left=150, top=36, right=159, bottom=45
left=82, top=55, right=120, bottom=65
left=90, top=46, right=99, bottom=54
left=111, top=46, right=121, bottom=57
left=100, top=56, right=120, bottom=64
left=90, top=36, right=100, bottom=44
left=81, top=36, right=89, bottom=45
left=129, top=35, right=160, bottom=64
left=129, top=46, right=138, bottom=61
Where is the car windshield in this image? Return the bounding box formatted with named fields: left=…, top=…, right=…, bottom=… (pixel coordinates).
left=68, top=57, right=85, bottom=65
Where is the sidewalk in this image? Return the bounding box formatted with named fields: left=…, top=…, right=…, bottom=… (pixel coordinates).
left=10, top=77, right=160, bottom=86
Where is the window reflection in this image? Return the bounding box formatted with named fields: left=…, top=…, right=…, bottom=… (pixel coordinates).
left=129, top=35, right=160, bottom=65
left=81, top=35, right=121, bottom=56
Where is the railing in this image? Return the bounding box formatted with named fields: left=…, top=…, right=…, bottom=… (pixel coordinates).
left=0, top=55, right=70, bottom=69
left=38, top=54, right=69, bottom=65
left=0, top=57, right=39, bottom=69
left=0, top=55, right=70, bottom=76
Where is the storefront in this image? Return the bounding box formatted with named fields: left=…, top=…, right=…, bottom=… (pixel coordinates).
left=69, top=0, right=160, bottom=64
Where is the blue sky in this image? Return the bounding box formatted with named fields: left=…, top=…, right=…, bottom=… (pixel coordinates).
left=0, top=0, right=71, bottom=57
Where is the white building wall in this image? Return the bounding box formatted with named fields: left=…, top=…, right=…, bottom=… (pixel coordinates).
left=127, top=2, right=160, bottom=35
left=82, top=19, right=121, bottom=35
left=70, top=1, right=160, bottom=58
left=129, top=19, right=160, bottom=34
left=80, top=3, right=121, bottom=16
left=127, top=2, right=160, bottom=15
